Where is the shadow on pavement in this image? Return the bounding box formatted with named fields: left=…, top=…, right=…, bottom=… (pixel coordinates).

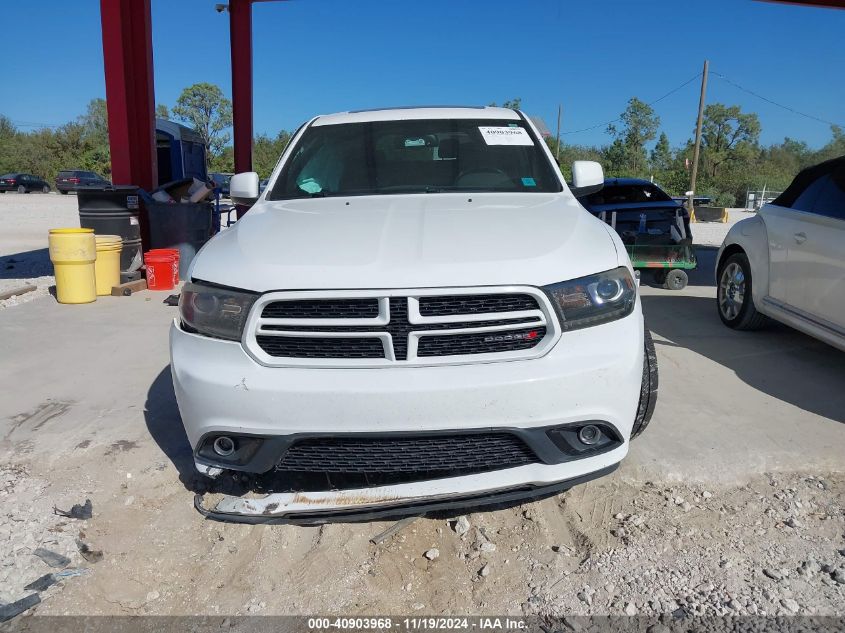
left=0, top=248, right=52, bottom=280
left=642, top=294, right=845, bottom=425
left=145, top=365, right=206, bottom=492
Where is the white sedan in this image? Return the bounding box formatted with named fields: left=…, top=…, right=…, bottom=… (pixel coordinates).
left=716, top=156, right=845, bottom=352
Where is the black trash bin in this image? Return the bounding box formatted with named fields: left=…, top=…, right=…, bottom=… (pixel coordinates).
left=146, top=201, right=213, bottom=279
left=77, top=185, right=144, bottom=273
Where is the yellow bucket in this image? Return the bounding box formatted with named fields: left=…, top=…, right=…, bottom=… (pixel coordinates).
left=48, top=228, right=97, bottom=304
left=94, top=234, right=123, bottom=296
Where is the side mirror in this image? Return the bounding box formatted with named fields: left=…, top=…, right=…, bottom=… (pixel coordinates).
left=570, top=161, right=604, bottom=197
left=229, top=172, right=260, bottom=205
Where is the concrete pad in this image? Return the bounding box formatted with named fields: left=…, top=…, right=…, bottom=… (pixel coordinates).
left=0, top=290, right=187, bottom=481
left=627, top=252, right=845, bottom=483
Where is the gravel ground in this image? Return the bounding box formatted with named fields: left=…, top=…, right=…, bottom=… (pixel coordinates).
left=690, top=209, right=754, bottom=248
left=0, top=463, right=842, bottom=617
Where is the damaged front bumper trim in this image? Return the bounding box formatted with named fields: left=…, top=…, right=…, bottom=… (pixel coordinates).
left=192, top=464, right=618, bottom=525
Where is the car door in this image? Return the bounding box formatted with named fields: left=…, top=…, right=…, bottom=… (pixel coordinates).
left=761, top=201, right=802, bottom=304
left=790, top=166, right=845, bottom=330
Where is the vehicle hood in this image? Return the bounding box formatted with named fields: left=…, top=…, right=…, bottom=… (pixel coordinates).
left=191, top=193, right=619, bottom=291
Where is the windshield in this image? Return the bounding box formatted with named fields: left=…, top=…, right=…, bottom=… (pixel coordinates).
left=582, top=183, right=673, bottom=206
left=268, top=118, right=562, bottom=200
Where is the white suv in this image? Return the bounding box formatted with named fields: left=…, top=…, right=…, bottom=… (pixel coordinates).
left=170, top=107, right=657, bottom=523
left=717, top=156, right=845, bottom=351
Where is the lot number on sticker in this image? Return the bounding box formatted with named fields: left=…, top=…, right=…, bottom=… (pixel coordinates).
left=479, top=126, right=534, bottom=146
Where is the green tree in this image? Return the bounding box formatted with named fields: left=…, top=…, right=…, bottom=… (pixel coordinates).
left=80, top=98, right=108, bottom=141
left=607, top=97, right=660, bottom=175
left=0, top=114, right=16, bottom=138
left=209, top=146, right=234, bottom=174
left=172, top=82, right=233, bottom=159
left=253, top=130, right=292, bottom=178
left=816, top=125, right=845, bottom=163
left=650, top=132, right=673, bottom=174
left=0, top=115, right=17, bottom=174
left=75, top=98, right=111, bottom=176
left=488, top=98, right=522, bottom=110
left=602, top=138, right=629, bottom=176
left=155, top=104, right=170, bottom=120
left=700, top=103, right=760, bottom=179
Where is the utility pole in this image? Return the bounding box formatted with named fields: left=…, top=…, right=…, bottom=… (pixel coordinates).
left=688, top=60, right=709, bottom=223
left=555, top=104, right=562, bottom=163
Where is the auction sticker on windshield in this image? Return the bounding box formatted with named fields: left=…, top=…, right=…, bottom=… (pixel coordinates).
left=478, top=126, right=534, bottom=146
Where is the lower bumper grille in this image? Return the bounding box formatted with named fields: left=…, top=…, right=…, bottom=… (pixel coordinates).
left=272, top=433, right=540, bottom=490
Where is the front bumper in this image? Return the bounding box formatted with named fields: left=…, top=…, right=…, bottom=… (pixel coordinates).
left=194, top=463, right=619, bottom=524
left=170, top=304, right=643, bottom=518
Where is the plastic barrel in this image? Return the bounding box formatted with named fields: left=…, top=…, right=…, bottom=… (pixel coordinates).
left=77, top=186, right=143, bottom=273
left=146, top=248, right=180, bottom=285
left=94, top=235, right=123, bottom=295
left=146, top=201, right=212, bottom=279
left=49, top=228, right=97, bottom=304
left=144, top=251, right=176, bottom=291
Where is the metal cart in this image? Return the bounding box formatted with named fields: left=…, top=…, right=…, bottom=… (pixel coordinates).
left=626, top=242, right=697, bottom=290
left=598, top=208, right=696, bottom=291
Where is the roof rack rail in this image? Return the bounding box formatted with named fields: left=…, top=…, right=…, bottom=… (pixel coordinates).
left=347, top=105, right=487, bottom=114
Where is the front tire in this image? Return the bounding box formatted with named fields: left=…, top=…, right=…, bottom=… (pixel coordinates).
left=42, top=185, right=50, bottom=194
left=717, top=252, right=766, bottom=330
left=17, top=185, right=26, bottom=194
left=631, top=328, right=658, bottom=439
left=663, top=269, right=688, bottom=290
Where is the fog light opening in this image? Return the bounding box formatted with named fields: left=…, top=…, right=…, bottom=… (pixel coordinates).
left=213, top=436, right=236, bottom=457
left=578, top=425, right=601, bottom=446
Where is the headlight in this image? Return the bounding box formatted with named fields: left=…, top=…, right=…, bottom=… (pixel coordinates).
left=542, top=267, right=636, bottom=331
left=179, top=281, right=258, bottom=341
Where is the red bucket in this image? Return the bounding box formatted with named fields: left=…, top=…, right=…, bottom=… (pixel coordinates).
left=146, top=248, right=180, bottom=285
left=144, top=251, right=176, bottom=291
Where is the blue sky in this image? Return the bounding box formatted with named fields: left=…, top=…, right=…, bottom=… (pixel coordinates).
left=1, top=0, right=843, bottom=150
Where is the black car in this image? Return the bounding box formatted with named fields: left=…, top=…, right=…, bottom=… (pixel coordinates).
left=55, top=170, right=111, bottom=194
left=578, top=178, right=692, bottom=242
left=0, top=173, right=51, bottom=193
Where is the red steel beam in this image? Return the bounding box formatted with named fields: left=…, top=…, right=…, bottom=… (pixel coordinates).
left=100, top=0, right=157, bottom=248
left=230, top=0, right=254, bottom=176
left=100, top=0, right=157, bottom=190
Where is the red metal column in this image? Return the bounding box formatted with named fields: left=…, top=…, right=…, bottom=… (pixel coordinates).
left=100, top=0, right=157, bottom=190
left=230, top=0, right=254, bottom=175
left=100, top=0, right=157, bottom=246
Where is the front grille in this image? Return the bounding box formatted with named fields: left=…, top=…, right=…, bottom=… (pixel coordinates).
left=251, top=290, right=553, bottom=365
left=255, top=336, right=384, bottom=359
left=262, top=298, right=379, bottom=319
left=273, top=433, right=539, bottom=490
left=418, top=326, right=548, bottom=357
left=419, top=294, right=539, bottom=316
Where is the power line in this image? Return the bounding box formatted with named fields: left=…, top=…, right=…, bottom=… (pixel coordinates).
left=711, top=71, right=843, bottom=128
left=560, top=72, right=702, bottom=136
left=9, top=120, right=64, bottom=129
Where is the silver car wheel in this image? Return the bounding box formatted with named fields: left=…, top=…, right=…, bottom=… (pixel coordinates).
left=718, top=262, right=745, bottom=321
